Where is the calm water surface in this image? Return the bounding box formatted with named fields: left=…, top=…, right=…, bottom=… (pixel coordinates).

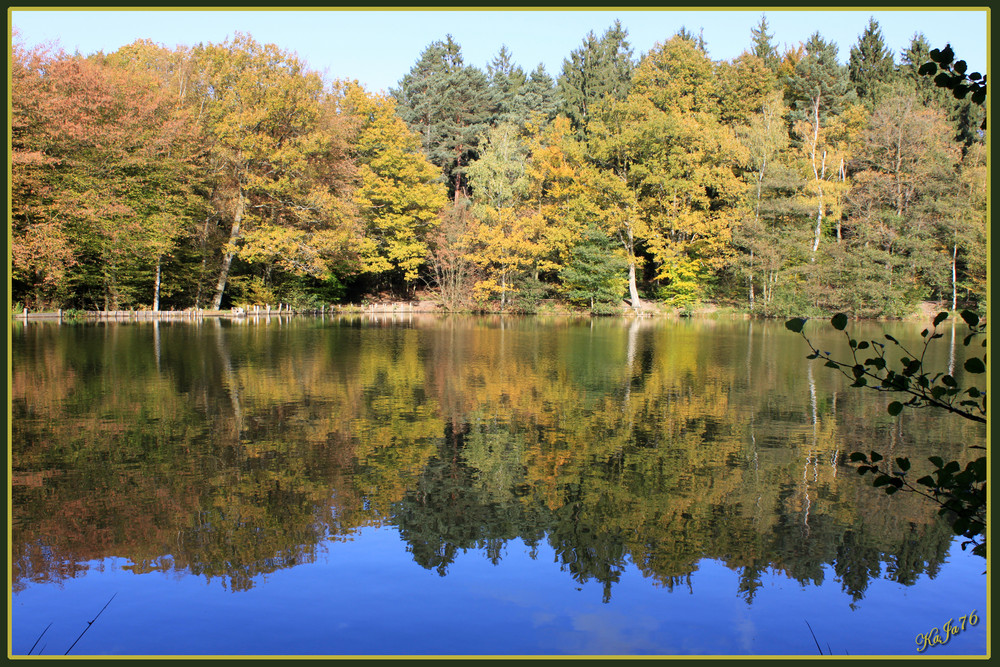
left=10, top=315, right=988, bottom=656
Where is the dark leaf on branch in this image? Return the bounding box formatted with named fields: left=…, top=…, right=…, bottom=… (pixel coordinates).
left=785, top=317, right=806, bottom=333
left=964, top=357, right=986, bottom=374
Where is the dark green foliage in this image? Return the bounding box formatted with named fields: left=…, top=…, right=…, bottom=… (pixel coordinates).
left=852, top=451, right=985, bottom=557
left=486, top=45, right=528, bottom=126
left=556, top=20, right=635, bottom=136
left=522, top=64, right=558, bottom=123
left=920, top=44, right=988, bottom=108
left=785, top=32, right=857, bottom=128
left=11, top=22, right=988, bottom=315
left=559, top=225, right=628, bottom=313
left=392, top=35, right=492, bottom=201
left=485, top=48, right=558, bottom=128
left=848, top=17, right=896, bottom=109
left=750, top=13, right=779, bottom=71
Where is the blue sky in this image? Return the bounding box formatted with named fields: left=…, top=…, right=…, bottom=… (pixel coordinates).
left=10, top=9, right=989, bottom=94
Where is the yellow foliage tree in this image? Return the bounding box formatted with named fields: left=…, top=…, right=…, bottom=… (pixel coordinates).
left=343, top=83, right=447, bottom=291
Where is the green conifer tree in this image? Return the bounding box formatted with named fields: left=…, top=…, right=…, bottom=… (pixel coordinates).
left=750, top=14, right=780, bottom=72
left=486, top=45, right=528, bottom=126
left=556, top=20, right=635, bottom=136
left=848, top=17, right=896, bottom=109
left=393, top=35, right=492, bottom=202
left=785, top=33, right=856, bottom=128
left=559, top=224, right=628, bottom=312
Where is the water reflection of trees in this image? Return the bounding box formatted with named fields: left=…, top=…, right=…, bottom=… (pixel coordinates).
left=11, top=317, right=979, bottom=600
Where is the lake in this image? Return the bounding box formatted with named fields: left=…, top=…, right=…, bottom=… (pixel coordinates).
left=10, top=314, right=988, bottom=656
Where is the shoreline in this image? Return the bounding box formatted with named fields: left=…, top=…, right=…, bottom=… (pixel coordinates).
left=9, top=300, right=967, bottom=323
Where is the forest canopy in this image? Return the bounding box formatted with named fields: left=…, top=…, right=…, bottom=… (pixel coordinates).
left=10, top=16, right=987, bottom=316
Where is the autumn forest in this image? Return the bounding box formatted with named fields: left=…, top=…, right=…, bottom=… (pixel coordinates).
left=10, top=16, right=988, bottom=317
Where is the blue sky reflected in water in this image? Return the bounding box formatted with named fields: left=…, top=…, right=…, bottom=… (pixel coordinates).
left=12, top=526, right=986, bottom=656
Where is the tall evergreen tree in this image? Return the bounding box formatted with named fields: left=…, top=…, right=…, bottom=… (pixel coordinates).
left=559, top=224, right=628, bottom=312
left=486, top=45, right=528, bottom=126
left=750, top=14, right=780, bottom=72
left=521, top=64, right=558, bottom=123
left=848, top=17, right=895, bottom=109
left=898, top=33, right=938, bottom=98
left=393, top=35, right=492, bottom=202
left=785, top=32, right=856, bottom=128
left=556, top=20, right=635, bottom=136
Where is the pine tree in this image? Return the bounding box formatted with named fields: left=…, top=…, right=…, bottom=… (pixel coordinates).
left=486, top=45, right=528, bottom=126
left=848, top=17, right=895, bottom=109
left=750, top=14, right=780, bottom=72
left=393, top=35, right=492, bottom=202
left=559, top=224, right=628, bottom=312
left=556, top=20, right=635, bottom=136
left=521, top=64, right=558, bottom=123
left=785, top=33, right=856, bottom=128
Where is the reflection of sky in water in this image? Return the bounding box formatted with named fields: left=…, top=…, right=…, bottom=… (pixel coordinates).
left=11, top=527, right=986, bottom=656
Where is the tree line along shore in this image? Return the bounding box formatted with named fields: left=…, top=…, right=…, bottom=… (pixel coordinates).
left=11, top=16, right=986, bottom=319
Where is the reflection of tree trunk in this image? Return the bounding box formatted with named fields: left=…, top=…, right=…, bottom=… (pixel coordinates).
left=623, top=316, right=639, bottom=406
left=951, top=243, right=958, bottom=312
left=212, top=188, right=245, bottom=310
left=153, top=319, right=161, bottom=374
left=803, top=364, right=818, bottom=534
left=948, top=317, right=956, bottom=377
left=214, top=319, right=243, bottom=435
left=747, top=321, right=761, bottom=512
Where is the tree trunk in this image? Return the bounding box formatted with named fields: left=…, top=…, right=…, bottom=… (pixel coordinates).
left=625, top=224, right=641, bottom=312
left=628, top=261, right=641, bottom=312
left=809, top=97, right=823, bottom=258
left=152, top=256, right=162, bottom=312
left=212, top=189, right=245, bottom=310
